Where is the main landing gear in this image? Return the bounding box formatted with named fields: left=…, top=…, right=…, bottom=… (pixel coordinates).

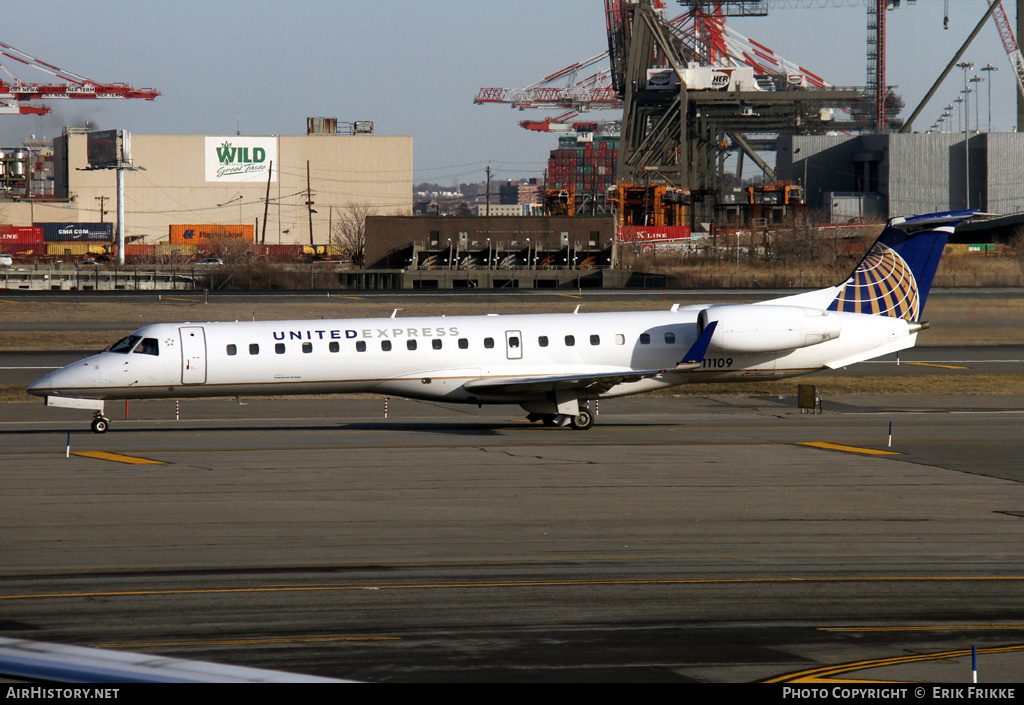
left=524, top=406, right=595, bottom=431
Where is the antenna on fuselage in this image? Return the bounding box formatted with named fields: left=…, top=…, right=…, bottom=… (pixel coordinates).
left=391, top=309, right=403, bottom=318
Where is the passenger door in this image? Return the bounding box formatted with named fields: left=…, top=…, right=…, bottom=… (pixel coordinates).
left=179, top=326, right=207, bottom=384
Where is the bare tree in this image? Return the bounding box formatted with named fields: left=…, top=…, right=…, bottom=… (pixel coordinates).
left=201, top=231, right=256, bottom=265
left=330, top=203, right=377, bottom=265
left=1010, top=225, right=1024, bottom=263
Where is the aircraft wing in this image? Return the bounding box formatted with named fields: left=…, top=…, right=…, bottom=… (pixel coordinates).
left=463, top=366, right=677, bottom=398
left=0, top=637, right=348, bottom=683
left=462, top=321, right=717, bottom=399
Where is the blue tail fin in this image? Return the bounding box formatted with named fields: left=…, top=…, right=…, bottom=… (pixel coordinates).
left=827, top=210, right=975, bottom=320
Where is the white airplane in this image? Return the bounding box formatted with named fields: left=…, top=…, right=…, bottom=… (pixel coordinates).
left=28, top=210, right=973, bottom=433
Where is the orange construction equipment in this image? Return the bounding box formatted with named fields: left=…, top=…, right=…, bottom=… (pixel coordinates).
left=609, top=183, right=687, bottom=229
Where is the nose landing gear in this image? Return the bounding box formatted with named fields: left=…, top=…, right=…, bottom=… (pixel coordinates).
left=91, top=413, right=110, bottom=434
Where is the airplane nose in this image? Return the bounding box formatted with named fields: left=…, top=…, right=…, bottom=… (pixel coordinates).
left=27, top=359, right=97, bottom=397
left=26, top=375, right=48, bottom=397
left=27, top=368, right=67, bottom=397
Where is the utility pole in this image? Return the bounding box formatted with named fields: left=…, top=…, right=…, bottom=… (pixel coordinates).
left=485, top=166, right=491, bottom=216
left=94, top=195, right=107, bottom=223
left=261, top=160, right=272, bottom=246
left=305, top=160, right=316, bottom=247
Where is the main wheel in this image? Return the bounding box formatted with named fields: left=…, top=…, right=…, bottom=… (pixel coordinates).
left=90, top=417, right=109, bottom=434
left=570, top=409, right=594, bottom=431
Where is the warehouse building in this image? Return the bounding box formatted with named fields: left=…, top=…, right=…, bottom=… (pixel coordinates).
left=776, top=132, right=1024, bottom=222
left=1, top=126, right=412, bottom=249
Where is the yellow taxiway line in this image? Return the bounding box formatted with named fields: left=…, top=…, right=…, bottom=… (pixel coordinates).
left=765, top=644, right=1024, bottom=683
left=798, top=442, right=901, bottom=456
left=71, top=451, right=166, bottom=465
left=903, top=361, right=971, bottom=370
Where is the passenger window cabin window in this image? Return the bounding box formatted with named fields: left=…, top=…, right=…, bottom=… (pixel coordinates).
left=227, top=344, right=237, bottom=356
left=458, top=338, right=468, bottom=349
left=665, top=332, right=675, bottom=344
left=381, top=340, right=392, bottom=351
left=538, top=336, right=548, bottom=347
left=615, top=334, right=625, bottom=345
left=639, top=333, right=650, bottom=345
left=329, top=341, right=339, bottom=353
left=484, top=338, right=494, bottom=349
left=432, top=339, right=442, bottom=350
left=589, top=335, right=600, bottom=346
left=565, top=335, right=575, bottom=347
left=275, top=343, right=286, bottom=354
left=407, top=340, right=417, bottom=351
left=133, top=338, right=159, bottom=356
left=508, top=336, right=520, bottom=348
left=302, top=342, right=313, bottom=353
left=356, top=341, right=366, bottom=352
left=249, top=343, right=260, bottom=355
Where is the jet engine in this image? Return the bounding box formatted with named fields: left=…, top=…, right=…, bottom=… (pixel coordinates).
left=697, top=305, right=841, bottom=354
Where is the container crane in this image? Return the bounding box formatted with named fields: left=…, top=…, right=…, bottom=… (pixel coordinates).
left=987, top=0, right=1024, bottom=99
left=0, top=40, right=159, bottom=115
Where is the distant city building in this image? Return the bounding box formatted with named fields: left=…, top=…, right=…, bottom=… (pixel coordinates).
left=518, top=179, right=543, bottom=206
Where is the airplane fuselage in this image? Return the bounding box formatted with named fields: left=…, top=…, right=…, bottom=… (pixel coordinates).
left=31, top=307, right=916, bottom=405
left=26, top=209, right=971, bottom=433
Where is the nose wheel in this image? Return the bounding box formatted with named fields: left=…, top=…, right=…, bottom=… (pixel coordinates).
left=90, top=415, right=110, bottom=434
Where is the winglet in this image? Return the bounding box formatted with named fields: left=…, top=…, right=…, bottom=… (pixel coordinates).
left=675, top=321, right=717, bottom=371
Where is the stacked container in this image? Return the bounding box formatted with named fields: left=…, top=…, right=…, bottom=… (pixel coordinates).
left=38, top=222, right=113, bottom=257
left=0, top=226, right=44, bottom=256
left=546, top=136, right=618, bottom=197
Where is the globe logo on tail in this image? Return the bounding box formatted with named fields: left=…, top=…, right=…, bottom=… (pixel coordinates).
left=829, top=242, right=920, bottom=321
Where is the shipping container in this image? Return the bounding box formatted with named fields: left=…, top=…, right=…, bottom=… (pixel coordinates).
left=967, top=243, right=998, bottom=254
left=0, top=226, right=43, bottom=244
left=39, top=222, right=113, bottom=242
left=169, top=224, right=255, bottom=245
left=46, top=242, right=105, bottom=256
left=156, top=243, right=199, bottom=257
left=259, top=244, right=305, bottom=261
left=0, top=243, right=44, bottom=256
left=125, top=244, right=156, bottom=258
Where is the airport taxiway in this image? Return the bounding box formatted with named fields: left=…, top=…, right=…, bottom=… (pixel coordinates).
left=2, top=395, right=1024, bottom=682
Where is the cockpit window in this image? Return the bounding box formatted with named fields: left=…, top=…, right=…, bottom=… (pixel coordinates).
left=133, top=338, right=159, bottom=356
left=108, top=335, right=142, bottom=353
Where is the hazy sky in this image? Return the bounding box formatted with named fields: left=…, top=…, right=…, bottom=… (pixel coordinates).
left=0, top=1, right=1016, bottom=185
